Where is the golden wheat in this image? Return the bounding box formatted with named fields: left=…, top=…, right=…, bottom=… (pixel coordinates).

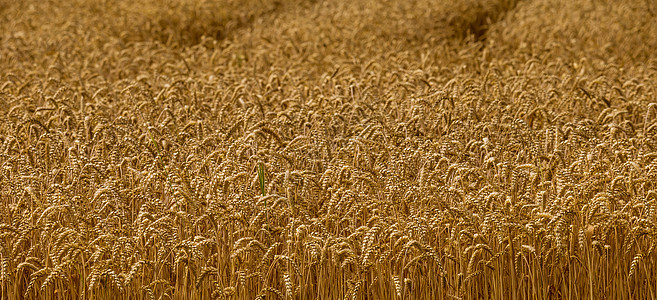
left=1, top=0, right=657, bottom=299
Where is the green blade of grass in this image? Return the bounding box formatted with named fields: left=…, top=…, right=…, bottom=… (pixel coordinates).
left=258, top=162, right=266, bottom=197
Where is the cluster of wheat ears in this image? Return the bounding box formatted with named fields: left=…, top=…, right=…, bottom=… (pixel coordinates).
left=1, top=0, right=657, bottom=299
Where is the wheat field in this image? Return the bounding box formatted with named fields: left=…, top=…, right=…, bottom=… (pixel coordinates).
left=1, top=0, right=657, bottom=299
